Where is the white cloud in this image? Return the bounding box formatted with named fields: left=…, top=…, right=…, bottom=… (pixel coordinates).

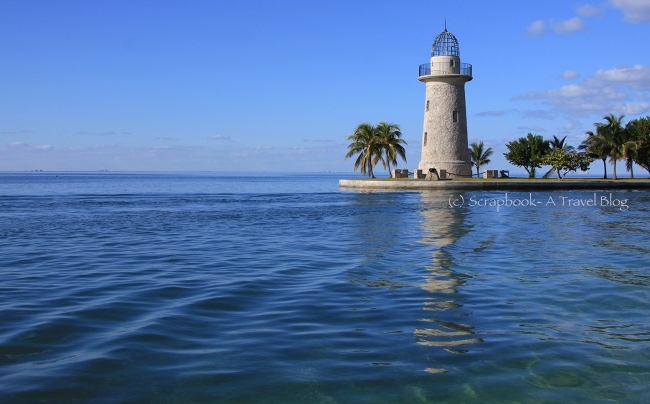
left=528, top=15, right=589, bottom=37
left=521, top=109, right=556, bottom=120
left=207, top=135, right=231, bottom=140
left=557, top=120, right=584, bottom=135
left=576, top=4, right=603, bottom=17
left=609, top=0, right=650, bottom=23
left=527, top=20, right=547, bottom=37
left=593, top=64, right=650, bottom=89
left=552, top=17, right=587, bottom=34
left=527, top=3, right=605, bottom=38
left=562, top=70, right=581, bottom=79
left=8, top=142, right=52, bottom=151
left=77, top=131, right=117, bottom=136
left=1, top=130, right=34, bottom=135
left=618, top=102, right=650, bottom=114
left=516, top=126, right=548, bottom=133
left=475, top=110, right=507, bottom=116
left=513, top=64, right=650, bottom=117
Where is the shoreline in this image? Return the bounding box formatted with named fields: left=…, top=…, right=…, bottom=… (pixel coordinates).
left=339, top=178, right=650, bottom=191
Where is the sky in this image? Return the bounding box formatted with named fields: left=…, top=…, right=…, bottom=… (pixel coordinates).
left=1, top=0, right=650, bottom=175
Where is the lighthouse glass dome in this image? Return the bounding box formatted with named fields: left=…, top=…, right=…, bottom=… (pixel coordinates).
left=431, top=29, right=460, bottom=57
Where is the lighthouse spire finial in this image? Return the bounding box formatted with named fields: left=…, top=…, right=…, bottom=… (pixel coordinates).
left=444, top=18, right=447, bottom=31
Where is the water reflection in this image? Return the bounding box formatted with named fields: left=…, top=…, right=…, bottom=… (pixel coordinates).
left=345, top=191, right=418, bottom=289
left=416, top=191, right=481, bottom=368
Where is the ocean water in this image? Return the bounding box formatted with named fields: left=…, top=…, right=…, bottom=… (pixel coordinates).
left=1, top=172, right=649, bottom=403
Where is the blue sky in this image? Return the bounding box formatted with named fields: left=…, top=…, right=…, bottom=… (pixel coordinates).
left=1, top=0, right=649, bottom=175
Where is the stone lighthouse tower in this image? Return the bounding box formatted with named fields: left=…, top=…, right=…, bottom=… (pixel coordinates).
left=418, top=26, right=472, bottom=178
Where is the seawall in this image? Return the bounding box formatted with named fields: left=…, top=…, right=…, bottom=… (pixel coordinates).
left=339, top=178, right=650, bottom=191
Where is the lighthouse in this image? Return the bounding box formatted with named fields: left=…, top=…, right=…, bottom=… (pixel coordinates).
left=418, top=26, right=472, bottom=178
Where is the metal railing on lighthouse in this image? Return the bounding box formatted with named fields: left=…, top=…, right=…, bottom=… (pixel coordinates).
left=419, top=63, right=472, bottom=78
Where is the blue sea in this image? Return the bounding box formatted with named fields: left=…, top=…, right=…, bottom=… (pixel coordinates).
left=1, top=172, right=649, bottom=403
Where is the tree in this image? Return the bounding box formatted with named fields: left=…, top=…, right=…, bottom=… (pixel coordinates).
left=541, top=149, right=593, bottom=180
left=621, top=140, right=638, bottom=179
left=469, top=141, right=493, bottom=177
left=376, top=122, right=407, bottom=177
left=543, top=135, right=575, bottom=178
left=579, top=128, right=611, bottom=179
left=504, top=133, right=550, bottom=178
left=549, top=135, right=574, bottom=152
left=345, top=122, right=407, bottom=178
left=626, top=116, right=650, bottom=175
left=345, top=123, right=383, bottom=178
left=597, top=113, right=633, bottom=180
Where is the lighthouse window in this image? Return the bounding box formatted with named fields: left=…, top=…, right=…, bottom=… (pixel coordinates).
left=453, top=110, right=458, bottom=122
left=426, top=100, right=429, bottom=111
left=450, top=59, right=455, bottom=67
left=424, top=132, right=428, bottom=146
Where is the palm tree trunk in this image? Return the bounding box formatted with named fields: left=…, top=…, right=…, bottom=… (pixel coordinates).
left=602, top=158, right=607, bottom=179
left=612, top=160, right=617, bottom=180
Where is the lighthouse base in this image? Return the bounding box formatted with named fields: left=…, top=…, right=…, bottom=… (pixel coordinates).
left=418, top=161, right=472, bottom=179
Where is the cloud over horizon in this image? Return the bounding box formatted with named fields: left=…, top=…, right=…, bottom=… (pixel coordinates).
left=513, top=64, right=650, bottom=117
left=77, top=131, right=118, bottom=136
left=1, top=130, right=34, bottom=135
left=516, top=126, right=548, bottom=134
left=0, top=141, right=351, bottom=172
left=475, top=110, right=507, bottom=117
left=9, top=142, right=53, bottom=151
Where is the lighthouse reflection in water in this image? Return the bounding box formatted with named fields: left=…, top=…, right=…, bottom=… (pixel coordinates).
left=416, top=191, right=482, bottom=374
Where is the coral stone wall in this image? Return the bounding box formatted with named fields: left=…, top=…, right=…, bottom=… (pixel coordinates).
left=419, top=77, right=471, bottom=178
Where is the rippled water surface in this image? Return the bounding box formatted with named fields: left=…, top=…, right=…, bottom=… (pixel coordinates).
left=1, top=172, right=649, bottom=402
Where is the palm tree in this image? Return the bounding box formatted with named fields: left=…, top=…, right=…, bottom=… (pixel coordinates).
left=579, top=128, right=610, bottom=179
left=599, top=113, right=633, bottom=180
left=544, top=136, right=575, bottom=178
left=549, top=135, right=574, bottom=151
left=469, top=141, right=493, bottom=177
left=622, top=139, right=638, bottom=179
left=345, top=123, right=383, bottom=178
left=376, top=122, right=407, bottom=177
